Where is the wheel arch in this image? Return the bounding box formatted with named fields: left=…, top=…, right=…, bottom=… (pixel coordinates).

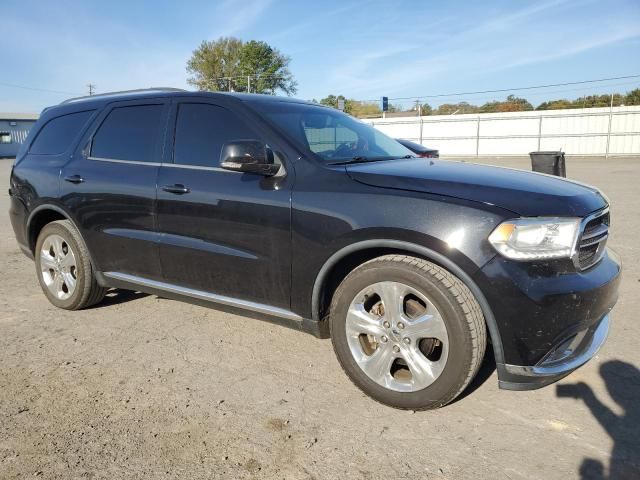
left=27, top=204, right=107, bottom=288
left=26, top=204, right=75, bottom=254
left=311, top=239, right=505, bottom=366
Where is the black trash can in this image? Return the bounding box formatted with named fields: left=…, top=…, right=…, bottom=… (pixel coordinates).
left=529, top=151, right=566, bottom=177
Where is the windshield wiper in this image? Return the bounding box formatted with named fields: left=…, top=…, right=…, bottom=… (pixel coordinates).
left=329, top=155, right=405, bottom=166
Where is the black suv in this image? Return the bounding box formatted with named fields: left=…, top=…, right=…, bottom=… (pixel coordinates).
left=9, top=89, right=620, bottom=410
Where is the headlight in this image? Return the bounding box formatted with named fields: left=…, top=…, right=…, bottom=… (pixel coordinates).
left=488, top=218, right=580, bottom=260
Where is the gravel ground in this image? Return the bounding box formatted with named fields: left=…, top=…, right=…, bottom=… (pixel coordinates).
left=1, top=156, right=638, bottom=479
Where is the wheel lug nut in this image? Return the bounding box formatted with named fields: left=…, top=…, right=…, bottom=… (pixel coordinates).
left=403, top=337, right=411, bottom=345
left=383, top=321, right=390, bottom=328
left=397, top=322, right=405, bottom=329
left=380, top=336, right=388, bottom=343
left=393, top=345, right=400, bottom=353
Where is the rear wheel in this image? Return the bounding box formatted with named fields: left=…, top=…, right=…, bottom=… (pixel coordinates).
left=329, top=255, right=486, bottom=410
left=35, top=220, right=107, bottom=310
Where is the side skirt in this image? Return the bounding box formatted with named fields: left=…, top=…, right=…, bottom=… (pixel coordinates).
left=97, top=271, right=328, bottom=338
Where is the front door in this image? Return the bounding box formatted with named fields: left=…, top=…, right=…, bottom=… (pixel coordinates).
left=155, top=100, right=293, bottom=308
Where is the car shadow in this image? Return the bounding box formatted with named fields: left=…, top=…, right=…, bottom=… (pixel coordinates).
left=92, top=289, right=149, bottom=308
left=556, top=360, right=640, bottom=479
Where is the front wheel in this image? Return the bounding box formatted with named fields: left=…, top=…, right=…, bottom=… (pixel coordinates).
left=329, top=255, right=486, bottom=410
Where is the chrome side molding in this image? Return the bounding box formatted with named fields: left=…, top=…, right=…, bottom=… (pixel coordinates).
left=103, top=271, right=303, bottom=322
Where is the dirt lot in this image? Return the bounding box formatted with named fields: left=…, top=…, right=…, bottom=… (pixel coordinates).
left=1, top=156, right=638, bottom=479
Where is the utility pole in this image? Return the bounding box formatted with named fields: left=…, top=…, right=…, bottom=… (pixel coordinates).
left=247, top=75, right=251, bottom=94
left=87, top=84, right=96, bottom=96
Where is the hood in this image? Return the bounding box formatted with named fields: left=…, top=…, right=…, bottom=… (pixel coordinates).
left=346, top=158, right=607, bottom=217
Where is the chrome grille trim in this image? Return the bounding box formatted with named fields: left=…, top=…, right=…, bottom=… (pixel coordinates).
left=572, top=207, right=610, bottom=270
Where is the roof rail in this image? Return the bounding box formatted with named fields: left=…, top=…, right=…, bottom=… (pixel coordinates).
left=60, top=87, right=188, bottom=105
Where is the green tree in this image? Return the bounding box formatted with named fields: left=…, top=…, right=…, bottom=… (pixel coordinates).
left=480, top=95, right=533, bottom=113
left=186, top=37, right=243, bottom=91
left=625, top=88, right=640, bottom=106
left=571, top=94, right=624, bottom=108
left=237, top=40, right=297, bottom=95
left=349, top=101, right=381, bottom=117
left=318, top=94, right=381, bottom=117
left=504, top=95, right=533, bottom=111
left=319, top=94, right=346, bottom=109
left=419, top=103, right=433, bottom=115
left=537, top=99, right=574, bottom=110
left=187, top=37, right=297, bottom=95
left=435, top=102, right=478, bottom=115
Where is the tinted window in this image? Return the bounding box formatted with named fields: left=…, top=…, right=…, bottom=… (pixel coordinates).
left=304, top=124, right=358, bottom=154
left=30, top=110, right=94, bottom=155
left=258, top=103, right=412, bottom=162
left=173, top=103, right=259, bottom=167
left=91, top=105, right=165, bottom=162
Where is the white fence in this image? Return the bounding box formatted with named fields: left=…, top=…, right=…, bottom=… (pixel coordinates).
left=365, top=105, right=640, bottom=157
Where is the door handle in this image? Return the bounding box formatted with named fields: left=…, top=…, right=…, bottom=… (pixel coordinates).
left=161, top=184, right=190, bottom=195
left=64, top=174, right=84, bottom=184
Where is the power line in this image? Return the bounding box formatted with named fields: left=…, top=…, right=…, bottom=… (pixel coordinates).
left=390, top=79, right=640, bottom=108
left=206, top=72, right=290, bottom=81
left=0, top=81, right=79, bottom=96
left=362, top=74, right=640, bottom=102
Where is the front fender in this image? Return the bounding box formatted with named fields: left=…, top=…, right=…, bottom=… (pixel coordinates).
left=308, top=238, right=505, bottom=367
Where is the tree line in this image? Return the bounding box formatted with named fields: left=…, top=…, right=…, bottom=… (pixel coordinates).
left=186, top=37, right=640, bottom=118
left=316, top=90, right=640, bottom=117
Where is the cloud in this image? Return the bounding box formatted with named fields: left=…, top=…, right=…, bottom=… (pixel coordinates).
left=265, top=1, right=372, bottom=42
left=211, top=0, right=273, bottom=38
left=502, top=26, right=640, bottom=69
left=319, top=0, right=640, bottom=99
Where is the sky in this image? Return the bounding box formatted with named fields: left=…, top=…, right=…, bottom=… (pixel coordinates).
left=1, top=0, right=639, bottom=113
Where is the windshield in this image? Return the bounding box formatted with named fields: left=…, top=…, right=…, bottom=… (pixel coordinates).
left=254, top=102, right=414, bottom=163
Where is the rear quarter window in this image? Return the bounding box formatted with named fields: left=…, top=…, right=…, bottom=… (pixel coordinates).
left=29, top=110, right=94, bottom=155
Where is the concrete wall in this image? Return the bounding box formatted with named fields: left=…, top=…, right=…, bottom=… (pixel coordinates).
left=365, top=105, right=640, bottom=157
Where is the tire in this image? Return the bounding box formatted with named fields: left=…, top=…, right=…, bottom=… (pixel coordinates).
left=329, top=254, right=486, bottom=410
left=34, top=220, right=107, bottom=310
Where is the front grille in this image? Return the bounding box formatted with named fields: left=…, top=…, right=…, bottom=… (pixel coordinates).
left=576, top=210, right=609, bottom=270
left=583, top=211, right=610, bottom=235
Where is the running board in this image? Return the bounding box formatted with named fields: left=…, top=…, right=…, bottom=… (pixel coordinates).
left=102, top=271, right=303, bottom=322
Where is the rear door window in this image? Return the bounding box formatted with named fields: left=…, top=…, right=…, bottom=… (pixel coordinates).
left=29, top=110, right=94, bottom=155
left=173, top=103, right=260, bottom=167
left=91, top=104, right=166, bottom=162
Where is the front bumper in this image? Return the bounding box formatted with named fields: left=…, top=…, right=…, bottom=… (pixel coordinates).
left=499, top=312, right=611, bottom=390
left=475, top=247, right=621, bottom=391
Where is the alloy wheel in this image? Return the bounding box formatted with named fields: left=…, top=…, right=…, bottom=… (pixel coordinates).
left=345, top=281, right=449, bottom=392
left=39, top=234, right=78, bottom=300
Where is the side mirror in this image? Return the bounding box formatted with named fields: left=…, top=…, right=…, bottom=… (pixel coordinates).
left=220, top=140, right=280, bottom=176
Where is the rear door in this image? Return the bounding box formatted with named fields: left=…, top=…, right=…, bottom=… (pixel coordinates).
left=155, top=98, right=293, bottom=308
left=61, top=99, right=169, bottom=279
